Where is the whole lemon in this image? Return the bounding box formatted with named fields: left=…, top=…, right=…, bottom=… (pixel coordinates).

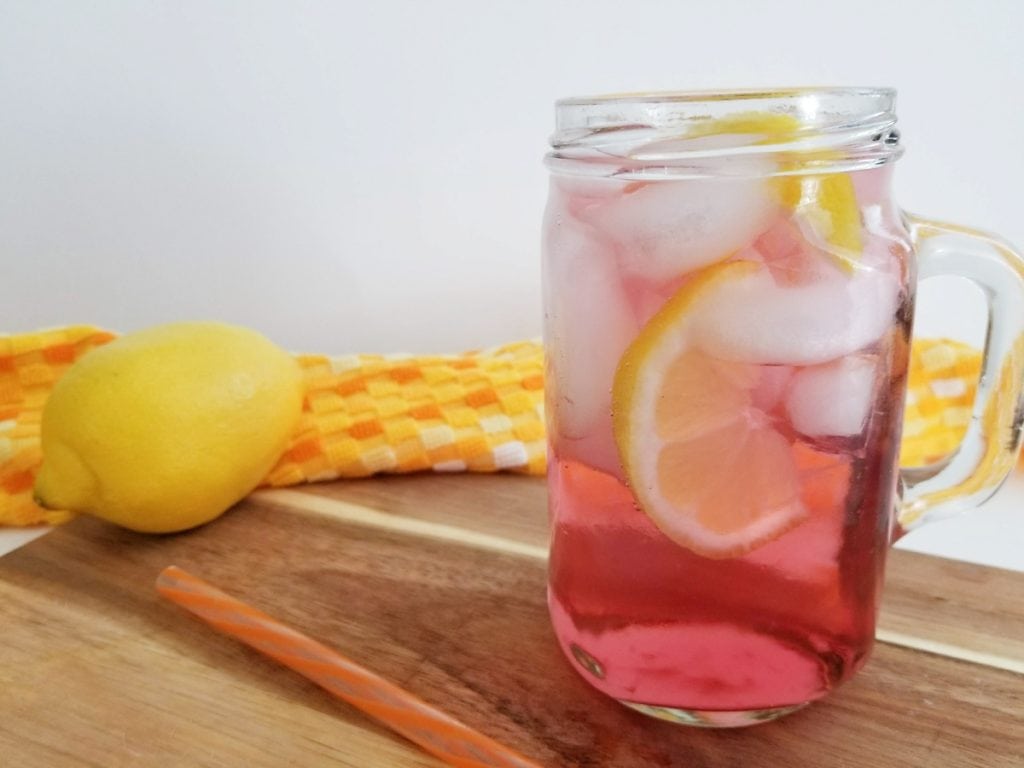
left=34, top=322, right=304, bottom=533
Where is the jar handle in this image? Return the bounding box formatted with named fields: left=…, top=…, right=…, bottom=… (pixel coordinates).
left=897, top=216, right=1024, bottom=538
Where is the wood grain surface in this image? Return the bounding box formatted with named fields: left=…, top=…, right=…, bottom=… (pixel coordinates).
left=1, top=474, right=1022, bottom=767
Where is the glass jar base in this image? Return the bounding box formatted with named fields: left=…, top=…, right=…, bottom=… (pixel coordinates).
left=619, top=699, right=809, bottom=728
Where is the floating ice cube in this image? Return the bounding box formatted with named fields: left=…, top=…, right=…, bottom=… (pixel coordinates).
left=752, top=365, right=793, bottom=412
left=786, top=356, right=877, bottom=437
left=577, top=178, right=779, bottom=281
left=742, top=444, right=851, bottom=581
left=850, top=165, right=892, bottom=209
left=622, top=274, right=693, bottom=328
left=631, top=130, right=785, bottom=160
left=544, top=207, right=637, bottom=449
left=555, top=413, right=625, bottom=480
left=742, top=503, right=843, bottom=582
left=551, top=175, right=624, bottom=219
left=691, top=262, right=900, bottom=365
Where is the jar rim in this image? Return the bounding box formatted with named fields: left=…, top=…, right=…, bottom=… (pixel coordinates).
left=548, top=87, right=901, bottom=178
left=555, top=86, right=896, bottom=109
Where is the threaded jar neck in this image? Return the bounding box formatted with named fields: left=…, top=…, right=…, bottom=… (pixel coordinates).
left=547, top=87, right=902, bottom=179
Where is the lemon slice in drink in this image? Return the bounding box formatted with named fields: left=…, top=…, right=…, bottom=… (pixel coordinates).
left=688, top=111, right=864, bottom=269
left=775, top=172, right=863, bottom=269
left=612, top=261, right=807, bottom=558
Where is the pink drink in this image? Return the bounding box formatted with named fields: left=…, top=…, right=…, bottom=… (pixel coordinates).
left=543, top=159, right=913, bottom=724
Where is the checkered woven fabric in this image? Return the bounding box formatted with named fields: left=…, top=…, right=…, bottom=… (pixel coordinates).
left=0, top=327, right=117, bottom=525
left=265, top=342, right=546, bottom=487
left=0, top=326, right=994, bottom=527
left=900, top=338, right=983, bottom=468
left=0, top=328, right=546, bottom=526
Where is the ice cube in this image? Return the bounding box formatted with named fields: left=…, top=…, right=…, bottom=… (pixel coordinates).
left=742, top=503, right=842, bottom=583
left=851, top=165, right=892, bottom=209
left=754, top=218, right=833, bottom=286
left=551, top=175, right=624, bottom=220
left=554, top=413, right=625, bottom=480
left=622, top=274, right=691, bottom=328
left=691, top=262, right=900, bottom=365
left=743, top=444, right=850, bottom=581
left=577, top=178, right=779, bottom=281
left=633, top=130, right=785, bottom=158
left=543, top=207, right=638, bottom=450
left=752, top=365, right=794, bottom=412
left=786, top=356, right=877, bottom=437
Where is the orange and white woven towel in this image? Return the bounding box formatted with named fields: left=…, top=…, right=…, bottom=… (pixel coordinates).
left=0, top=326, right=988, bottom=527
left=0, top=327, right=545, bottom=526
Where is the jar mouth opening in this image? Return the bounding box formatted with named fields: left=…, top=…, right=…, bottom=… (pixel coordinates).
left=555, top=86, right=896, bottom=109
left=548, top=87, right=902, bottom=179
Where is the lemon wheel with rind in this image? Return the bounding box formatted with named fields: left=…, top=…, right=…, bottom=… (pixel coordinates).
left=612, top=261, right=808, bottom=559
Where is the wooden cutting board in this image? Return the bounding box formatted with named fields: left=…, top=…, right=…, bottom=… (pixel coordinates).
left=1, top=474, right=1022, bottom=767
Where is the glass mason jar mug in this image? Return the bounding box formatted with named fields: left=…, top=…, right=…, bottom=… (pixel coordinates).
left=541, top=88, right=1024, bottom=727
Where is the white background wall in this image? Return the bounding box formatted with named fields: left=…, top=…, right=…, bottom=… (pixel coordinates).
left=1, top=0, right=1022, bottom=568
left=2, top=0, right=1022, bottom=353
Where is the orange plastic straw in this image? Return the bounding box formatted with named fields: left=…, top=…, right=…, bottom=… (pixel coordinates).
left=156, top=566, right=542, bottom=768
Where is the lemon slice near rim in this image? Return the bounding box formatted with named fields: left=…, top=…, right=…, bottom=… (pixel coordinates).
left=688, top=112, right=864, bottom=271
